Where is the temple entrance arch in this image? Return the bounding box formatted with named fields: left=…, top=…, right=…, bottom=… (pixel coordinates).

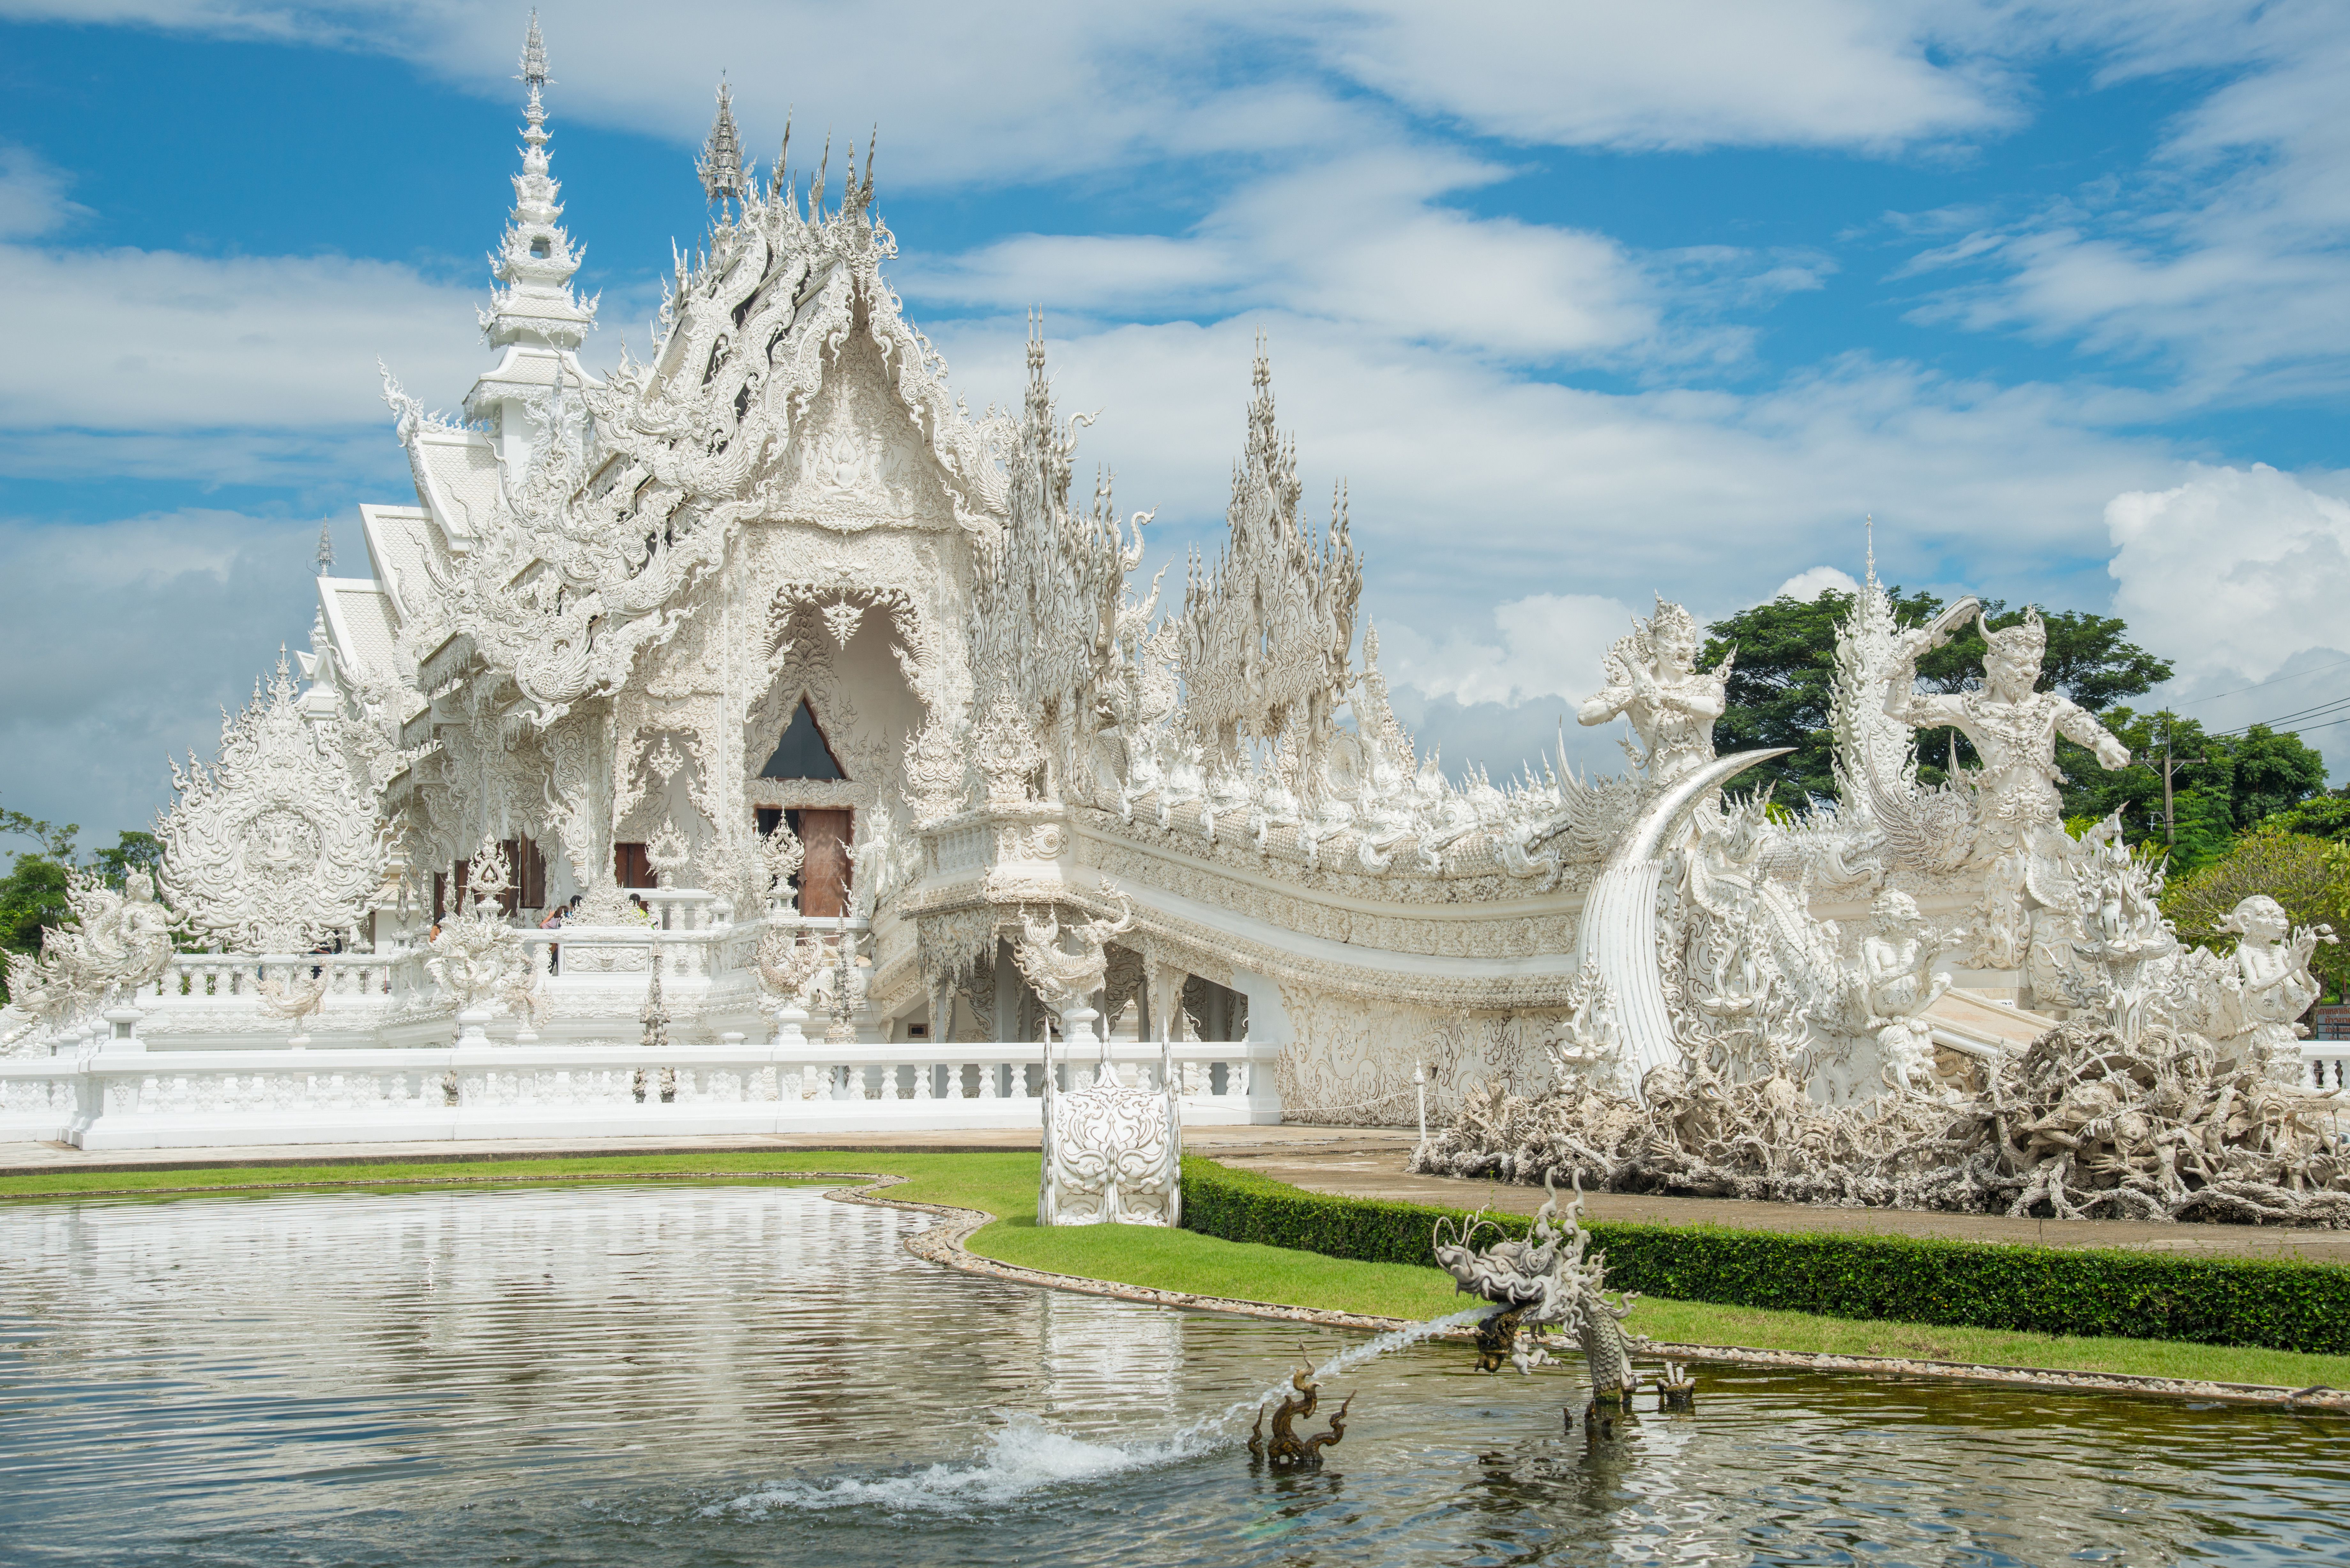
left=742, top=585, right=928, bottom=920
left=750, top=693, right=859, bottom=917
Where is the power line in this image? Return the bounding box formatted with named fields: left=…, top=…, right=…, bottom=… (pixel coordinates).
left=2210, top=693, right=2350, bottom=737
left=2176, top=653, right=2350, bottom=708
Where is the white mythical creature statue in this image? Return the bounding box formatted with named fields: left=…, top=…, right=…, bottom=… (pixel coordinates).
left=1010, top=896, right=1137, bottom=1041
left=1541, top=972, right=1628, bottom=1096
left=2209, top=894, right=2336, bottom=1083
left=1578, top=597, right=1732, bottom=787
left=256, top=969, right=330, bottom=1046
left=1880, top=603, right=2134, bottom=985
left=3, top=870, right=184, bottom=1041
left=1016, top=893, right=1178, bottom=1227
left=1885, top=606, right=2132, bottom=863
left=1432, top=1173, right=1651, bottom=1430
left=1856, top=889, right=1958, bottom=1095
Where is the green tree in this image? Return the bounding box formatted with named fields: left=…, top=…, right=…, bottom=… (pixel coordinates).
left=2267, top=790, right=2350, bottom=844
left=1699, top=590, right=2172, bottom=804
left=0, top=802, right=77, bottom=862
left=2162, top=824, right=2350, bottom=1002
left=2061, top=711, right=2330, bottom=867
left=91, top=831, right=163, bottom=887
left=0, top=855, right=72, bottom=1003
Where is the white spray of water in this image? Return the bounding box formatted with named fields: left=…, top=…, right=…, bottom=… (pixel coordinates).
left=1198, top=1304, right=1496, bottom=1435
left=711, top=1304, right=1497, bottom=1520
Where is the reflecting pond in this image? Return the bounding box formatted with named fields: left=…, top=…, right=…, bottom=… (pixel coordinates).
left=3, top=1182, right=2345, bottom=1566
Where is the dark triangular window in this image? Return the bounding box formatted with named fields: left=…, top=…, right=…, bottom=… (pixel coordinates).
left=760, top=699, right=846, bottom=780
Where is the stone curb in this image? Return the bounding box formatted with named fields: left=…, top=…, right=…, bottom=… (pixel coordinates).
left=828, top=1175, right=2350, bottom=1415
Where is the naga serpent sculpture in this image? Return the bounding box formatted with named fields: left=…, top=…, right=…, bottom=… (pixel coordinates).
left=1246, top=1350, right=1353, bottom=1471
left=1433, top=1170, right=1660, bottom=1435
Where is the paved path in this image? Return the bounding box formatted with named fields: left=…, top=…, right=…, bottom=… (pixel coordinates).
left=1212, top=1141, right=2350, bottom=1265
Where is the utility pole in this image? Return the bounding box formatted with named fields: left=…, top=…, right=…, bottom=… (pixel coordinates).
left=2151, top=711, right=2203, bottom=848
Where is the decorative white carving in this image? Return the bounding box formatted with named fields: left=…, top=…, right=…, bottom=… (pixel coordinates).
left=159, top=655, right=384, bottom=955
left=51, top=20, right=2337, bottom=1211
left=1039, top=1035, right=1182, bottom=1226
left=4, top=871, right=182, bottom=1032
left=645, top=818, right=692, bottom=888
left=424, top=845, right=530, bottom=1034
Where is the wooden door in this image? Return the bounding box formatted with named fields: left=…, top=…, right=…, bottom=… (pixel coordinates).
left=796, top=809, right=853, bottom=917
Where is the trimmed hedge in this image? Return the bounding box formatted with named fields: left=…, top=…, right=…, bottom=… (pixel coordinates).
left=1179, top=1156, right=2350, bottom=1355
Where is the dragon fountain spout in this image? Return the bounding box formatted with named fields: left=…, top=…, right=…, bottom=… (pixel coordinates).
left=1433, top=1172, right=1653, bottom=1432
left=1246, top=1350, right=1353, bottom=1471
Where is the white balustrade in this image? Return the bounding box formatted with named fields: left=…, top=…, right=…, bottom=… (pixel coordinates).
left=2300, top=1042, right=2350, bottom=1092
left=0, top=1036, right=1280, bottom=1149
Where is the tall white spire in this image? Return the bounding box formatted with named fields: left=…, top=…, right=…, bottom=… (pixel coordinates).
left=698, top=79, right=747, bottom=205
left=478, top=10, right=595, bottom=354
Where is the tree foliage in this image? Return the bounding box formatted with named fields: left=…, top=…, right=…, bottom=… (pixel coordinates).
left=2161, top=825, right=2350, bottom=1001
left=2059, top=712, right=2330, bottom=870
left=1698, top=590, right=2173, bottom=804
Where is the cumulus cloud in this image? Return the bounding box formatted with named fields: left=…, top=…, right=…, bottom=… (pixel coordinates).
left=1771, top=565, right=1863, bottom=602
left=1327, top=0, right=2020, bottom=152
left=2107, top=463, right=2350, bottom=686
left=1374, top=593, right=1637, bottom=710
left=0, top=509, right=322, bottom=840
left=906, top=148, right=1829, bottom=373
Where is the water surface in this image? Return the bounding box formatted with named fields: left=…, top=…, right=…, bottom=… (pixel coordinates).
left=3, top=1181, right=2344, bottom=1566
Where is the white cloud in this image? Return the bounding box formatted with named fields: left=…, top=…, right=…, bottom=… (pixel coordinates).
left=1771, top=566, right=1863, bottom=602
left=1375, top=592, right=1636, bottom=709
left=0, top=239, right=484, bottom=435
left=0, top=144, right=86, bottom=239
left=0, top=0, right=2038, bottom=187
left=2107, top=463, right=2350, bottom=687
left=1898, top=2, right=2350, bottom=402
left=906, top=148, right=1720, bottom=368
left=1328, top=0, right=2020, bottom=152
left=0, top=508, right=322, bottom=841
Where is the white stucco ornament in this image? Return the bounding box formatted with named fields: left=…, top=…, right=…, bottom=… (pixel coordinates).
left=159, top=654, right=383, bottom=955
left=1039, top=1035, right=1183, bottom=1227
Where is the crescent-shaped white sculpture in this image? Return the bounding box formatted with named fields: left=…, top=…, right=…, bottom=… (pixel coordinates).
left=1576, top=748, right=1792, bottom=1087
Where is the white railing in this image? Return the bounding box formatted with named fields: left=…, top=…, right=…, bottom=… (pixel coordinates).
left=141, top=952, right=398, bottom=1004
left=2300, top=1042, right=2350, bottom=1092
left=0, top=1037, right=1282, bottom=1150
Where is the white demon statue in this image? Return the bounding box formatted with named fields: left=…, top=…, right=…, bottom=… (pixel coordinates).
left=1578, top=596, right=1732, bottom=786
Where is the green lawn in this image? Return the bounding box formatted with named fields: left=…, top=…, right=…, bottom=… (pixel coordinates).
left=12, top=1149, right=2350, bottom=1391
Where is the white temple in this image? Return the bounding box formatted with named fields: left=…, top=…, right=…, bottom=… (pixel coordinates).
left=3, top=23, right=2337, bottom=1162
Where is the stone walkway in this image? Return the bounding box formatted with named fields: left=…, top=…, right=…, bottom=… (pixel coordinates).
left=10, top=1127, right=2344, bottom=1267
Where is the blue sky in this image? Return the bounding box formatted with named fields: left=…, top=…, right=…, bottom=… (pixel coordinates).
left=3, top=1, right=2348, bottom=842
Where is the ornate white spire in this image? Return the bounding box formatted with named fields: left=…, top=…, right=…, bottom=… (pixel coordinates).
left=479, top=11, right=595, bottom=352
left=698, top=79, right=747, bottom=204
